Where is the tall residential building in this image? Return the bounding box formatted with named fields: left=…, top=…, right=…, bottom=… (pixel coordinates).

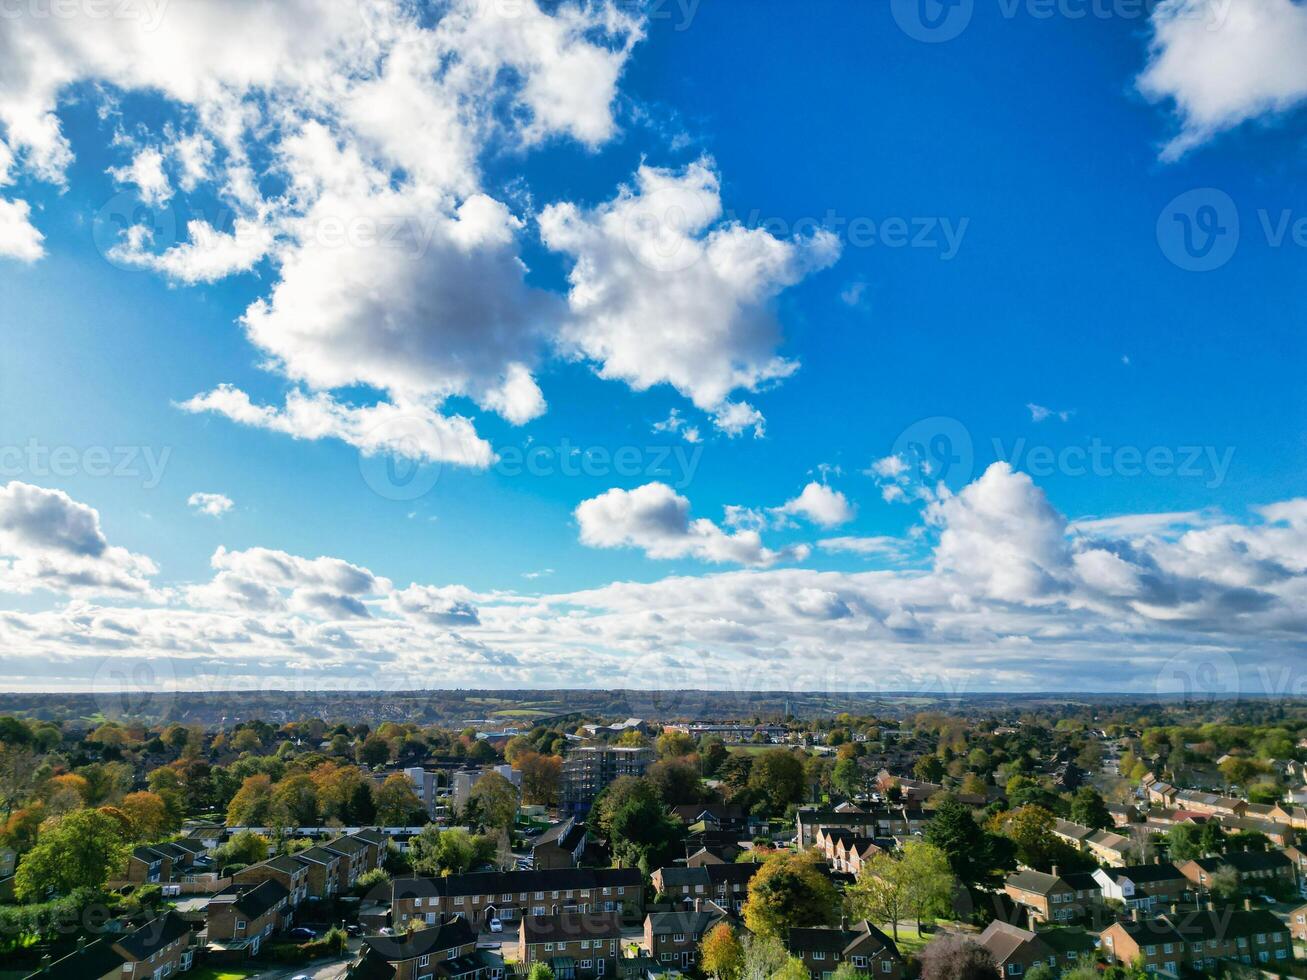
left=451, top=764, right=522, bottom=811
left=561, top=745, right=654, bottom=816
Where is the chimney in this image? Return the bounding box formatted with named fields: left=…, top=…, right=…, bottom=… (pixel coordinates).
left=1245, top=898, right=1253, bottom=911
left=1130, top=908, right=1140, bottom=922
left=694, top=898, right=702, bottom=913
left=840, top=915, right=849, bottom=932
left=1051, top=865, right=1059, bottom=878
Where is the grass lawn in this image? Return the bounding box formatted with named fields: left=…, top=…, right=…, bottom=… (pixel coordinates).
left=184, top=968, right=261, bottom=980
left=879, top=922, right=938, bottom=956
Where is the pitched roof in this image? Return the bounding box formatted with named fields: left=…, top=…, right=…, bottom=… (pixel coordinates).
left=655, top=867, right=708, bottom=889
left=113, top=911, right=190, bottom=960
left=705, top=863, right=759, bottom=886
left=362, top=915, right=477, bottom=960
left=786, top=921, right=901, bottom=960
left=1189, top=850, right=1291, bottom=873
left=1006, top=869, right=1066, bottom=895
left=1110, top=862, right=1185, bottom=884
left=394, top=867, right=641, bottom=899
left=23, top=939, right=125, bottom=980
left=294, top=846, right=341, bottom=865
left=520, top=912, right=624, bottom=943
left=646, top=909, right=724, bottom=936
left=978, top=920, right=1049, bottom=964
left=210, top=879, right=289, bottom=921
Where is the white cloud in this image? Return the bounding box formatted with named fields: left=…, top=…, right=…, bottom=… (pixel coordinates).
left=179, top=385, right=495, bottom=469
left=187, top=492, right=233, bottom=517
left=1138, top=0, right=1307, bottom=159
left=108, top=146, right=171, bottom=205
left=540, top=158, right=840, bottom=432
left=773, top=481, right=856, bottom=528
left=3, top=474, right=1306, bottom=692
left=575, top=482, right=808, bottom=567
left=927, top=462, right=1072, bottom=603
left=0, top=198, right=44, bottom=262
left=111, top=218, right=274, bottom=284
left=1027, top=403, right=1072, bottom=423
left=0, top=0, right=643, bottom=458
left=818, top=536, right=906, bottom=558
left=652, top=408, right=702, bottom=443
left=0, top=482, right=156, bottom=595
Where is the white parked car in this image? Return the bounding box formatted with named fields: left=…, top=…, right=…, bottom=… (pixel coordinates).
left=488, top=918, right=503, bottom=933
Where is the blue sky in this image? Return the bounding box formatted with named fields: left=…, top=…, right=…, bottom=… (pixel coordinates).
left=0, top=0, right=1304, bottom=694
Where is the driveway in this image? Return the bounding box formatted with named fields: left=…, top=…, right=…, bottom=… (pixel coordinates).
left=248, top=955, right=352, bottom=980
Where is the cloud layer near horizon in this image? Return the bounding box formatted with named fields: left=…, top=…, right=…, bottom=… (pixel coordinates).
left=2, top=464, right=1304, bottom=695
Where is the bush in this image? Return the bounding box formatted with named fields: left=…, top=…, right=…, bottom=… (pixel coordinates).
left=355, top=867, right=392, bottom=895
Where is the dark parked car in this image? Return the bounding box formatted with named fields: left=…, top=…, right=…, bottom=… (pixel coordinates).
left=288, top=926, right=318, bottom=941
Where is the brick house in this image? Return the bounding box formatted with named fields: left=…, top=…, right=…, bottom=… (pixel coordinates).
left=530, top=818, right=590, bottom=871
left=127, top=845, right=171, bottom=884
left=232, top=853, right=311, bottom=907
left=1003, top=870, right=1086, bottom=924
left=1179, top=850, right=1297, bottom=893
left=348, top=915, right=503, bottom=980
left=25, top=912, right=200, bottom=980
left=293, top=845, right=343, bottom=898
left=644, top=906, right=726, bottom=972
left=652, top=863, right=758, bottom=913
left=1100, top=906, right=1291, bottom=974
left=1173, top=791, right=1247, bottom=819
left=1092, top=863, right=1190, bottom=911
left=1084, top=829, right=1133, bottom=867
left=326, top=834, right=377, bottom=890
left=205, top=879, right=290, bottom=956
left=977, top=920, right=1055, bottom=978
left=518, top=912, right=624, bottom=980
left=392, top=868, right=643, bottom=930
left=784, top=920, right=905, bottom=979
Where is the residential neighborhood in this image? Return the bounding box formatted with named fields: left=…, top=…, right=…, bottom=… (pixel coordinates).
left=5, top=698, right=1307, bottom=979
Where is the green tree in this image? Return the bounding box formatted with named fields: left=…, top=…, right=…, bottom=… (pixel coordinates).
left=357, top=734, right=391, bottom=768
left=527, top=965, right=554, bottom=980
left=226, top=773, right=274, bottom=826
left=830, top=964, right=871, bottom=980
left=1166, top=823, right=1203, bottom=861
left=742, top=852, right=837, bottom=937
left=901, top=841, right=956, bottom=929
left=271, top=773, right=320, bottom=826
left=14, top=809, right=129, bottom=900
left=656, top=730, right=697, bottom=759
left=1207, top=864, right=1240, bottom=900
left=740, top=934, right=791, bottom=980
left=925, top=796, right=1011, bottom=886
left=747, top=750, right=806, bottom=813
left=375, top=774, right=421, bottom=825
left=847, top=851, right=911, bottom=942
left=832, top=757, right=863, bottom=799
left=467, top=772, right=518, bottom=830
left=1069, top=786, right=1112, bottom=830
left=214, top=829, right=269, bottom=869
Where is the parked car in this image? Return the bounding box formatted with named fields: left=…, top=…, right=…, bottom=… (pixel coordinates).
left=289, top=926, right=318, bottom=941
left=488, top=918, right=503, bottom=933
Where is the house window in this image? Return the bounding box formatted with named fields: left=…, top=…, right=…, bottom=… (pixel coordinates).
left=235, top=920, right=246, bottom=931
left=419, top=955, right=430, bottom=967
left=545, top=944, right=553, bottom=952
left=852, top=957, right=867, bottom=968
left=674, top=934, right=685, bottom=943
left=580, top=961, right=592, bottom=971
left=813, top=952, right=825, bottom=961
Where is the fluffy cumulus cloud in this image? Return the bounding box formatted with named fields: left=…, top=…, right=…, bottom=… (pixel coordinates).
left=187, top=492, right=233, bottom=517
left=1139, top=0, right=1307, bottom=159
left=0, top=482, right=155, bottom=595
left=574, top=482, right=809, bottom=567
left=540, top=159, right=840, bottom=435
left=3, top=475, right=1307, bottom=692
left=0, top=0, right=647, bottom=466
left=773, top=482, right=856, bottom=528
left=0, top=198, right=44, bottom=262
